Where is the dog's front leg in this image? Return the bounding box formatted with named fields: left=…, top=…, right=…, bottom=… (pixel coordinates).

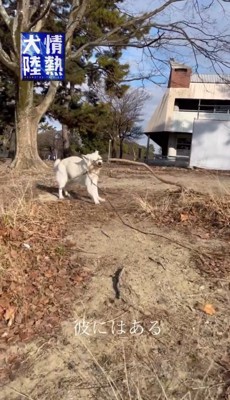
left=59, top=188, right=64, bottom=199
left=98, top=196, right=105, bottom=202
left=86, top=177, right=100, bottom=204
left=90, top=175, right=105, bottom=203
left=90, top=186, right=100, bottom=204
left=95, top=181, right=105, bottom=202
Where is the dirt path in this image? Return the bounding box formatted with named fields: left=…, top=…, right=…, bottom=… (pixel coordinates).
left=1, top=165, right=230, bottom=400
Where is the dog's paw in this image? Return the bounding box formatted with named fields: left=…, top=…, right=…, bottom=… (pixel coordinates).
left=99, top=198, right=106, bottom=202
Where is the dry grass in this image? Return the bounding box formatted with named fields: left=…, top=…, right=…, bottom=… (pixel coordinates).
left=134, top=190, right=230, bottom=280
left=135, top=189, right=230, bottom=240
left=0, top=179, right=35, bottom=228
left=59, top=334, right=229, bottom=400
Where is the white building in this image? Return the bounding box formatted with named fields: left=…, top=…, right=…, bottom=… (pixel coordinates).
left=146, top=61, right=230, bottom=170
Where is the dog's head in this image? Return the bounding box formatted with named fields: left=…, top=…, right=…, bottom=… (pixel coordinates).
left=82, top=150, right=103, bottom=168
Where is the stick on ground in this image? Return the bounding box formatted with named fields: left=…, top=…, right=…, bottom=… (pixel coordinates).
left=108, top=158, right=184, bottom=190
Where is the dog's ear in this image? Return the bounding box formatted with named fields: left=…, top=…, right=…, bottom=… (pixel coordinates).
left=82, top=155, right=89, bottom=162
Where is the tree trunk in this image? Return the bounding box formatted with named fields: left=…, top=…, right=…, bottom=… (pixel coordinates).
left=111, top=138, right=117, bottom=158
left=11, top=114, right=46, bottom=170
left=10, top=80, right=47, bottom=170
left=62, top=124, right=71, bottom=158
left=132, top=146, right=137, bottom=161
left=119, top=138, right=124, bottom=159
left=8, top=128, right=16, bottom=159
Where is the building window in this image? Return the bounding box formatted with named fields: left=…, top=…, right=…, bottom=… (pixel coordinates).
left=174, top=99, right=199, bottom=111
left=174, top=99, right=230, bottom=113
left=199, top=100, right=230, bottom=113
left=176, top=136, right=191, bottom=157
left=177, top=137, right=191, bottom=150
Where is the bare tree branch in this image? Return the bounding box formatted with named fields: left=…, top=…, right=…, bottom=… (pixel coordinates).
left=36, top=81, right=60, bottom=116
left=28, top=0, right=52, bottom=31
left=68, top=0, right=185, bottom=59
left=66, top=0, right=89, bottom=55
left=12, top=1, right=29, bottom=56
left=108, top=158, right=183, bottom=189
left=100, top=88, right=149, bottom=158
left=0, top=41, right=17, bottom=73
left=0, top=0, right=12, bottom=28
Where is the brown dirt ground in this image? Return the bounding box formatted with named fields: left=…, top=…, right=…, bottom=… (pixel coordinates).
left=0, top=163, right=230, bottom=400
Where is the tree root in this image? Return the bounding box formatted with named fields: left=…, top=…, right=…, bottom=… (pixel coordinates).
left=9, top=156, right=49, bottom=171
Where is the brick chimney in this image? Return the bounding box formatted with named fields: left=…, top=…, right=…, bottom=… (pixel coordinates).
left=168, top=60, right=192, bottom=88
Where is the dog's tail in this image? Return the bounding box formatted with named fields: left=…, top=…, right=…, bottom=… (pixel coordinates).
left=54, top=159, right=61, bottom=170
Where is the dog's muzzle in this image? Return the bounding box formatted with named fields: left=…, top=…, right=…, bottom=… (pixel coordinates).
left=97, top=160, right=103, bottom=167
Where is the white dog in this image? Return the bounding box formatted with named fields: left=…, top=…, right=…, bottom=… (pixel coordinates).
left=54, top=150, right=105, bottom=204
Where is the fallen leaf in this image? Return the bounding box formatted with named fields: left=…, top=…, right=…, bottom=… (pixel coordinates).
left=10, top=249, right=18, bottom=259
left=4, top=306, right=16, bottom=327
left=202, top=303, right=216, bottom=315
left=15, top=312, right=24, bottom=325
left=0, top=297, right=10, bottom=310
left=196, top=232, right=210, bottom=240
left=7, top=354, right=18, bottom=364
left=9, top=282, right=18, bottom=292
left=74, top=275, right=83, bottom=283
left=64, top=240, right=76, bottom=248
left=180, top=213, right=189, bottom=222
left=18, top=330, right=30, bottom=341
left=80, top=271, right=90, bottom=278
left=44, top=270, right=54, bottom=278
left=0, top=306, right=5, bottom=320
left=9, top=229, right=22, bottom=241
left=13, top=241, right=23, bottom=248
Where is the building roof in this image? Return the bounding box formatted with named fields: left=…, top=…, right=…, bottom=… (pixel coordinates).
left=191, top=74, right=230, bottom=83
